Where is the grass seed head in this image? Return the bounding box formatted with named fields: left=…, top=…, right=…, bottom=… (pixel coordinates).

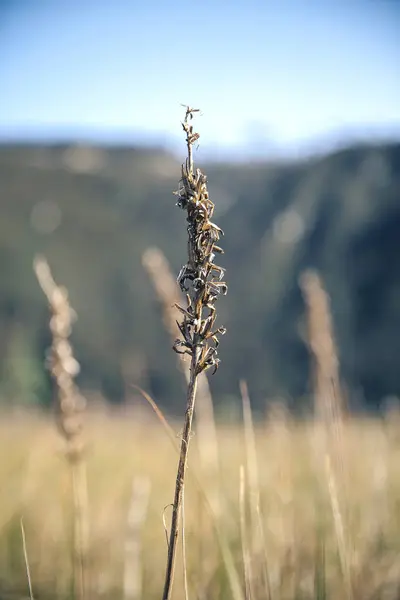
left=173, top=107, right=227, bottom=376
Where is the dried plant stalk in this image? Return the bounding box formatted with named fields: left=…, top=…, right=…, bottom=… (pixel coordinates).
left=300, top=270, right=347, bottom=477
left=300, top=270, right=353, bottom=600
left=300, top=271, right=344, bottom=421
left=162, top=107, right=227, bottom=600
left=142, top=248, right=220, bottom=501
left=34, top=256, right=89, bottom=600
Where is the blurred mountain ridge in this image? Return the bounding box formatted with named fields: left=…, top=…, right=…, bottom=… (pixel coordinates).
left=0, top=140, right=399, bottom=412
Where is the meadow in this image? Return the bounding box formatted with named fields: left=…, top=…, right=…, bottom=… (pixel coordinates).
left=0, top=406, right=399, bottom=600
left=1, top=112, right=399, bottom=600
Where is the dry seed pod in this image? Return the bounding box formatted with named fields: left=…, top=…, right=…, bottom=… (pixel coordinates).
left=173, top=108, right=227, bottom=375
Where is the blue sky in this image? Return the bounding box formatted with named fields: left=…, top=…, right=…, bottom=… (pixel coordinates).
left=1, top=0, right=399, bottom=158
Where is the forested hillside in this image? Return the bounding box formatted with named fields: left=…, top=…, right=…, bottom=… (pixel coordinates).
left=0, top=141, right=399, bottom=412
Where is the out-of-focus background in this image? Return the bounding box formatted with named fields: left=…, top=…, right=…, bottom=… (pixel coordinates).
left=1, top=0, right=399, bottom=414
left=1, top=3, right=400, bottom=599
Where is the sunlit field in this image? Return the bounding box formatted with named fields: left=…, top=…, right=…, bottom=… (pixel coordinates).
left=0, top=407, right=399, bottom=600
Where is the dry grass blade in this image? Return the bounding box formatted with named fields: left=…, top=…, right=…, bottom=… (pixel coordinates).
left=314, top=526, right=326, bottom=600
left=34, top=255, right=89, bottom=600
left=299, top=270, right=345, bottom=458
left=20, top=517, right=34, bottom=600
left=300, top=269, right=353, bottom=600
left=240, top=382, right=260, bottom=534
left=240, top=381, right=271, bottom=599
left=325, top=455, right=352, bottom=598
left=132, top=385, right=178, bottom=452
left=239, top=465, right=252, bottom=600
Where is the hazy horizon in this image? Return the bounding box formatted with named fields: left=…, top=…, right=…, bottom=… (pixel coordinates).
left=1, top=0, right=399, bottom=160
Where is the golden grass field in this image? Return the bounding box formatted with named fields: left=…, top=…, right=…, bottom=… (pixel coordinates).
left=0, top=406, right=399, bottom=600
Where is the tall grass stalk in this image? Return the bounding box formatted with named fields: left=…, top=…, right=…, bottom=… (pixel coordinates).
left=300, top=270, right=353, bottom=600
left=20, top=517, right=34, bottom=600
left=142, top=247, right=220, bottom=508
left=142, top=247, right=221, bottom=594
left=239, top=465, right=253, bottom=600
left=240, top=381, right=271, bottom=599
left=161, top=107, right=227, bottom=599
left=34, top=256, right=89, bottom=600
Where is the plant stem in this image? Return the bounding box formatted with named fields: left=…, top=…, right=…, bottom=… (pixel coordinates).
left=71, top=459, right=89, bottom=600
left=162, top=347, right=200, bottom=600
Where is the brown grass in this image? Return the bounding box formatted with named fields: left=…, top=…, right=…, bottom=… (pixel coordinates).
left=159, top=106, right=228, bottom=599
left=2, top=117, right=398, bottom=600
left=300, top=270, right=352, bottom=598
left=0, top=409, right=399, bottom=599
left=33, top=256, right=89, bottom=600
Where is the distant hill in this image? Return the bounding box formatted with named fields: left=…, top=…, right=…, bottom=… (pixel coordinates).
left=0, top=141, right=399, bottom=412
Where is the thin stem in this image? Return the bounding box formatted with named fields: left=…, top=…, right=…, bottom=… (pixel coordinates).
left=181, top=486, right=189, bottom=600
left=162, top=348, right=200, bottom=600
left=71, top=460, right=89, bottom=600
left=162, top=106, right=226, bottom=599
left=187, top=138, right=193, bottom=177
left=239, top=466, right=252, bottom=600
left=20, top=517, right=34, bottom=600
